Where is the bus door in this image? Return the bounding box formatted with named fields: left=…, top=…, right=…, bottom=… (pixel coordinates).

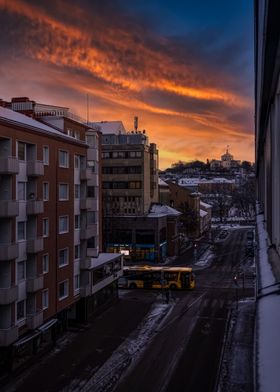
left=180, top=272, right=190, bottom=288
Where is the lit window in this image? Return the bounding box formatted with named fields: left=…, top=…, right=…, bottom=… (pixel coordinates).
left=58, top=248, right=69, bottom=267
left=43, top=146, right=49, bottom=165
left=42, top=254, right=49, bottom=274
left=59, top=216, right=69, bottom=234
left=59, top=184, right=69, bottom=200
left=58, top=280, right=69, bottom=300
left=59, top=150, right=69, bottom=168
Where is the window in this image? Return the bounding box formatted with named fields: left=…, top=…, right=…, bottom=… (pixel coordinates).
left=43, top=146, right=49, bottom=165
left=17, top=141, right=26, bottom=160
left=58, top=280, right=69, bottom=300
left=17, top=221, right=26, bottom=241
left=87, top=211, right=95, bottom=225
left=75, top=215, right=80, bottom=229
left=43, top=218, right=49, bottom=237
left=42, top=289, right=49, bottom=309
left=17, top=182, right=26, bottom=200
left=59, top=150, right=69, bottom=168
left=75, top=184, right=80, bottom=198
left=16, top=300, right=25, bottom=321
left=59, top=184, right=69, bottom=200
left=74, top=155, right=80, bottom=169
left=87, top=186, right=95, bottom=198
left=59, top=216, right=69, bottom=234
left=58, top=248, right=69, bottom=267
left=74, top=274, right=80, bottom=292
left=43, top=182, right=49, bottom=201
left=42, top=254, right=49, bottom=274
left=17, top=260, right=26, bottom=281
left=74, top=244, right=80, bottom=260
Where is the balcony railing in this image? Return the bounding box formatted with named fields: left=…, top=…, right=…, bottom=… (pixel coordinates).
left=0, top=157, right=19, bottom=174
left=27, top=237, right=44, bottom=254
left=26, top=310, right=43, bottom=329
left=0, top=285, right=18, bottom=305
left=0, top=243, right=19, bottom=261
left=80, top=198, right=97, bottom=210
left=0, top=325, right=18, bottom=346
left=26, top=275, right=44, bottom=292
left=27, top=160, right=44, bottom=177
left=0, top=200, right=19, bottom=217
left=26, top=200, right=44, bottom=215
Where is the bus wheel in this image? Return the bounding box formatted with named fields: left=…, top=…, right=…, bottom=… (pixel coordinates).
left=170, top=284, right=177, bottom=290
left=129, top=283, right=137, bottom=289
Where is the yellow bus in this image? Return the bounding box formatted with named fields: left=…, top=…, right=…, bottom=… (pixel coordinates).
left=120, top=265, right=195, bottom=290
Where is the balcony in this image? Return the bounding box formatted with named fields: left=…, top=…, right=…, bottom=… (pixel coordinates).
left=0, top=200, right=19, bottom=217
left=0, top=243, right=19, bottom=261
left=80, top=224, right=97, bottom=240
left=26, top=200, right=44, bottom=215
left=0, top=157, right=19, bottom=174
left=0, top=325, right=18, bottom=346
left=27, top=237, right=44, bottom=254
left=26, top=310, right=43, bottom=330
left=26, top=275, right=44, bottom=292
left=0, top=285, right=18, bottom=305
left=80, top=168, right=93, bottom=181
left=27, top=160, right=44, bottom=177
left=80, top=198, right=97, bottom=210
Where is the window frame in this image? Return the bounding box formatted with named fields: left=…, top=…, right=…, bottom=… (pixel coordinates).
left=43, top=218, right=49, bottom=237
left=59, top=183, right=69, bottom=201
left=58, top=248, right=69, bottom=268
left=59, top=215, right=69, bottom=234
left=58, top=280, right=69, bottom=300
left=43, top=145, right=49, bottom=165
left=59, top=150, right=69, bottom=168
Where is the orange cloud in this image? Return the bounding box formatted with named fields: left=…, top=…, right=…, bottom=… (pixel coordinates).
left=0, top=0, right=254, bottom=168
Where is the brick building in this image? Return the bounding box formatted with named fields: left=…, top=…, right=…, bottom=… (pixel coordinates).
left=0, top=100, right=122, bottom=372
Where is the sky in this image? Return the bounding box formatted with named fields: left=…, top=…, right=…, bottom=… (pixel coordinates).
left=0, top=0, right=254, bottom=169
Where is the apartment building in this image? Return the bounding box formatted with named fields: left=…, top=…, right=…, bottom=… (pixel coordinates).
left=0, top=101, right=122, bottom=372
left=255, top=0, right=280, bottom=256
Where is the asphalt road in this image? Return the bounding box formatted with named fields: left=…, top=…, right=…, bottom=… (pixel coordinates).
left=115, top=227, right=255, bottom=392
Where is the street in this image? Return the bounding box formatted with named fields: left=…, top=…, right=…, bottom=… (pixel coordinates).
left=3, top=227, right=255, bottom=392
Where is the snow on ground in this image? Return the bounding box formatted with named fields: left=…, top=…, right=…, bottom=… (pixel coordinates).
left=64, top=297, right=175, bottom=392
left=194, top=248, right=214, bottom=269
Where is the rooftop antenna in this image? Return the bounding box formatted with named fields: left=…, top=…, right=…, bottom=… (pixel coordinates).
left=86, top=94, right=89, bottom=125
left=134, top=116, right=138, bottom=132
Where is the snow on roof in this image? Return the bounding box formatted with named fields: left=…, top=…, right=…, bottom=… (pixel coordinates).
left=178, top=177, right=200, bottom=186
left=200, top=209, right=208, bottom=218
left=91, top=121, right=126, bottom=134
left=0, top=106, right=84, bottom=143
left=148, top=204, right=181, bottom=217
left=200, top=201, right=212, bottom=209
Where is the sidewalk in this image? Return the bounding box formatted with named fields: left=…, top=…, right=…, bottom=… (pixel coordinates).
left=2, top=292, right=155, bottom=392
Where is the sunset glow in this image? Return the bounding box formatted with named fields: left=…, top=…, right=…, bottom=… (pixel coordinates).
left=0, top=0, right=254, bottom=168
